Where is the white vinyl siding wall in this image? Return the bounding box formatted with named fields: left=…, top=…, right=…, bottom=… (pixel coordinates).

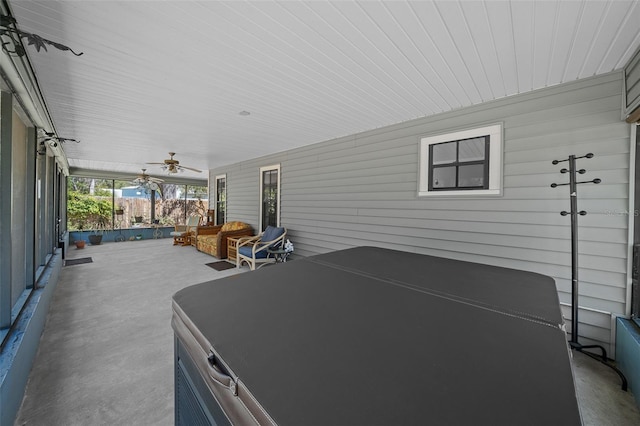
left=624, top=46, right=640, bottom=118
left=210, top=72, right=630, bottom=354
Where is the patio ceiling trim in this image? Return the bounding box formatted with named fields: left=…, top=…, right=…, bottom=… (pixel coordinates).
left=69, top=167, right=207, bottom=187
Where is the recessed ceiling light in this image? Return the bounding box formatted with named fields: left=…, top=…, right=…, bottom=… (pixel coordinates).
left=238, top=110, right=250, bottom=116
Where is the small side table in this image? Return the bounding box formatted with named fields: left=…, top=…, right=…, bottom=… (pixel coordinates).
left=227, top=237, right=241, bottom=264
left=267, top=248, right=292, bottom=263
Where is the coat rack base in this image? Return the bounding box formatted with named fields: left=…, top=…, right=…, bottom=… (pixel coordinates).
left=570, top=341, right=628, bottom=391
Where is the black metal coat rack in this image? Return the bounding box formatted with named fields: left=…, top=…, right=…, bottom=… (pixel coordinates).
left=551, top=153, right=627, bottom=390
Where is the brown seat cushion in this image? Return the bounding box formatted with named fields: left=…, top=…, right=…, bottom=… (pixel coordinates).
left=221, top=221, right=251, bottom=232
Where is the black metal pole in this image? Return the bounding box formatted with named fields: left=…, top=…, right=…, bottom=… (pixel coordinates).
left=151, top=189, right=156, bottom=222
left=568, top=155, right=580, bottom=344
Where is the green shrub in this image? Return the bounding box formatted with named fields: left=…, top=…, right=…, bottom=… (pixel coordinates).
left=67, top=190, right=112, bottom=231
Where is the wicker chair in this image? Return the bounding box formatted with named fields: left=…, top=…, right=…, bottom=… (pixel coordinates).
left=170, top=215, right=201, bottom=246
left=236, top=226, right=287, bottom=270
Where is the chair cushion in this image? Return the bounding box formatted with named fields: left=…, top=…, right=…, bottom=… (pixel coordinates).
left=170, top=231, right=188, bottom=237
left=221, top=221, right=250, bottom=232
left=262, top=226, right=285, bottom=247
left=186, top=215, right=201, bottom=227
left=197, top=235, right=218, bottom=255
left=238, top=245, right=270, bottom=259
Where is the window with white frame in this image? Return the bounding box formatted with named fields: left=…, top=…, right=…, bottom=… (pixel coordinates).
left=259, top=165, right=280, bottom=232
left=215, top=174, right=226, bottom=225
left=419, top=124, right=503, bottom=196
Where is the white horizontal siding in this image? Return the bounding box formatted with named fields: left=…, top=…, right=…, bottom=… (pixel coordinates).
left=624, top=46, right=640, bottom=114
left=210, top=72, right=631, bottom=354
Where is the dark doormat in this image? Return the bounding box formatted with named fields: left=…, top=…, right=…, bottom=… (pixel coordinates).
left=206, top=261, right=235, bottom=271
left=65, top=257, right=93, bottom=266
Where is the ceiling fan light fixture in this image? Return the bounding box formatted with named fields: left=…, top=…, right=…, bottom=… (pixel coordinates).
left=147, top=152, right=202, bottom=174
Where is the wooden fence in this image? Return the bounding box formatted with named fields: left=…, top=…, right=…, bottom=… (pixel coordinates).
left=114, top=197, right=208, bottom=228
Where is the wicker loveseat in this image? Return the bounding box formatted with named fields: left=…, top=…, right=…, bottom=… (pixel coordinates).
left=195, top=221, right=253, bottom=259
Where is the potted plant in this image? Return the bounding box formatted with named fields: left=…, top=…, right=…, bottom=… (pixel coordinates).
left=88, top=233, right=102, bottom=245
left=88, top=216, right=108, bottom=245
left=75, top=222, right=86, bottom=248
left=115, top=204, right=125, bottom=215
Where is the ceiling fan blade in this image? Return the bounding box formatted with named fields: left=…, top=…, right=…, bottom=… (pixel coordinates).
left=148, top=153, right=201, bottom=174
left=179, top=165, right=202, bottom=173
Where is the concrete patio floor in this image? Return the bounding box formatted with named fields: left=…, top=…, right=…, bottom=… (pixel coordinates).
left=13, top=238, right=640, bottom=425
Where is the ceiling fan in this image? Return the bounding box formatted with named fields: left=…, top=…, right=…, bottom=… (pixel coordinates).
left=127, top=169, right=163, bottom=196
left=147, top=152, right=202, bottom=174
left=129, top=168, right=164, bottom=185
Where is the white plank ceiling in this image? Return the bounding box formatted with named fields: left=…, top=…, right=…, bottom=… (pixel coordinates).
left=8, top=0, right=640, bottom=179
